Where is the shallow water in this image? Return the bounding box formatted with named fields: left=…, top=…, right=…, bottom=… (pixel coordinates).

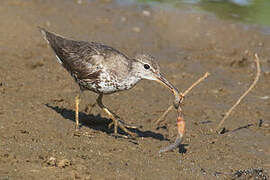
left=136, top=0, right=270, bottom=27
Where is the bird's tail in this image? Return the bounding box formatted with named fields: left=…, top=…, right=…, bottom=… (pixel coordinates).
left=37, top=27, right=67, bottom=64
left=38, top=26, right=64, bottom=45
left=38, top=26, right=48, bottom=42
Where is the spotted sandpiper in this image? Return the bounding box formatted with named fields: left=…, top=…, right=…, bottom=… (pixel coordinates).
left=39, top=27, right=180, bottom=137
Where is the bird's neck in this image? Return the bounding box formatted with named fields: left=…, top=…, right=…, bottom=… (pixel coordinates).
left=130, top=60, right=142, bottom=78
left=122, top=61, right=142, bottom=87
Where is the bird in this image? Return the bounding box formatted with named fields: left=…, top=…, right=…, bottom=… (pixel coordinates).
left=39, top=27, right=179, bottom=137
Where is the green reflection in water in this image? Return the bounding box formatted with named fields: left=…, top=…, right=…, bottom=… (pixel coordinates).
left=137, top=0, right=270, bottom=27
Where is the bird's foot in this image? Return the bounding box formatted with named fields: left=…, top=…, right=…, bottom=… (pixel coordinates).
left=108, top=119, right=140, bottom=129
left=108, top=118, right=137, bottom=138
left=75, top=123, right=81, bottom=131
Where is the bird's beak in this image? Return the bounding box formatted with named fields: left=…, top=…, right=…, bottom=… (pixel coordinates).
left=155, top=73, right=180, bottom=108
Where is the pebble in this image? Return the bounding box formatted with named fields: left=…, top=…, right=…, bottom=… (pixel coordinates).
left=258, top=42, right=264, bottom=47
left=46, top=157, right=56, bottom=166
left=46, top=157, right=71, bottom=168
left=142, top=10, right=151, bottom=17
left=258, top=96, right=269, bottom=100
left=132, top=27, right=141, bottom=33
left=232, top=168, right=269, bottom=179
left=76, top=0, right=82, bottom=4
left=57, top=159, right=71, bottom=168
left=257, top=119, right=270, bottom=129
left=121, top=17, right=127, bottom=22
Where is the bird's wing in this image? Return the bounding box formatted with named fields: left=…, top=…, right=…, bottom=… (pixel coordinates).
left=40, top=28, right=108, bottom=82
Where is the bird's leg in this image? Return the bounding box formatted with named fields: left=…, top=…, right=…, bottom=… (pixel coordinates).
left=96, top=94, right=137, bottom=137
left=85, top=101, right=138, bottom=129
left=75, top=94, right=81, bottom=130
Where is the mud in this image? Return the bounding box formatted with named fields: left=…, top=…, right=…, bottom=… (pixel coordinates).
left=0, top=0, right=269, bottom=179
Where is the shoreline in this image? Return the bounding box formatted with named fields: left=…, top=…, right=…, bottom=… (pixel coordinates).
left=0, top=0, right=269, bottom=179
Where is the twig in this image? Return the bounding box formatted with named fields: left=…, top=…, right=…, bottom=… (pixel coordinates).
left=154, top=106, right=173, bottom=125
left=182, top=72, right=210, bottom=96
left=216, top=53, right=261, bottom=133
left=155, top=72, right=210, bottom=125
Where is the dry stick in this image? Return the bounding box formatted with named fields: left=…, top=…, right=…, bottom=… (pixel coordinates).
left=216, top=53, right=261, bottom=133
left=182, top=72, right=211, bottom=97
left=154, top=106, right=173, bottom=126
left=155, top=72, right=210, bottom=125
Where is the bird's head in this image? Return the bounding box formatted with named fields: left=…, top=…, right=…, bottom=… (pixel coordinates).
left=132, top=54, right=180, bottom=107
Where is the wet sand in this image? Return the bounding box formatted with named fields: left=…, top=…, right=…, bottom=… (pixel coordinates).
left=0, top=0, right=269, bottom=179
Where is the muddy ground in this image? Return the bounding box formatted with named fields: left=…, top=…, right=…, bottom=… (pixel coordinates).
left=0, top=0, right=270, bottom=179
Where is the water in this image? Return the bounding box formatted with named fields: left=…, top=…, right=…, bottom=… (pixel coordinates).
left=136, top=0, right=270, bottom=27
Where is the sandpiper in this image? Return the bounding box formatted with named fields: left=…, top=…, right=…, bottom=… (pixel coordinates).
left=39, top=27, right=180, bottom=137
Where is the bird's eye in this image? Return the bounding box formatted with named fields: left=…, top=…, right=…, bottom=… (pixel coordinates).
left=144, top=64, right=150, bottom=70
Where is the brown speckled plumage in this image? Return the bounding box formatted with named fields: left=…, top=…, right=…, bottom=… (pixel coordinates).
left=40, top=28, right=140, bottom=94
left=39, top=27, right=179, bottom=138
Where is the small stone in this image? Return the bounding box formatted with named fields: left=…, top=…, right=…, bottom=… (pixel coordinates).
left=47, top=157, right=56, bottom=166
left=211, top=89, right=221, bottom=94
left=262, top=122, right=270, bottom=128
left=121, top=17, right=127, bottom=22
left=142, top=10, right=151, bottom=17
left=57, top=159, right=71, bottom=168
left=258, top=96, right=269, bottom=100
left=76, top=0, right=82, bottom=4
left=132, top=27, right=141, bottom=33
